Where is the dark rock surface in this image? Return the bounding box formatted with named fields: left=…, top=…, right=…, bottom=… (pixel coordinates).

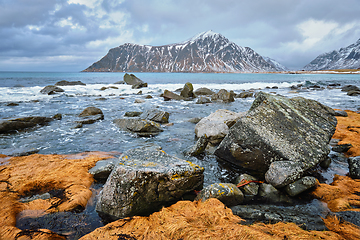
left=284, top=176, right=318, bottom=197
left=1, top=147, right=40, bottom=156
left=55, top=80, right=86, bottom=86
left=196, top=96, right=211, bottom=104
left=235, top=174, right=259, bottom=202
left=194, top=87, right=215, bottom=96
left=332, top=143, right=353, bottom=153
left=214, top=92, right=337, bottom=188
left=79, top=107, right=104, bottom=117
left=0, top=116, right=54, bottom=134
left=195, top=183, right=244, bottom=207
left=40, top=85, right=64, bottom=95
left=113, top=118, right=163, bottom=137
left=236, top=91, right=254, bottom=98
left=89, top=158, right=117, bottom=182
left=124, top=111, right=143, bottom=117
left=96, top=146, right=204, bottom=220
left=334, top=110, right=348, bottom=117
left=123, top=73, right=147, bottom=89
left=186, top=135, right=209, bottom=156
left=335, top=211, right=360, bottom=227
left=140, top=109, right=170, bottom=123
left=162, top=90, right=184, bottom=101
left=211, top=89, right=235, bottom=102
left=180, top=82, right=195, bottom=98
left=348, top=156, right=360, bottom=179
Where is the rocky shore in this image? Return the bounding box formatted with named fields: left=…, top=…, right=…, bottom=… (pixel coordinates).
left=1, top=74, right=360, bottom=239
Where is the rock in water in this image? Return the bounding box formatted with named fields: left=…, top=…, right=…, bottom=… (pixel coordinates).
left=123, top=73, right=148, bottom=89
left=0, top=116, right=54, bottom=134
left=40, top=85, right=64, bottom=95
left=55, top=80, right=86, bottom=86
left=113, top=118, right=164, bottom=137
left=140, top=109, right=170, bottom=123
left=195, top=183, right=244, bottom=207
left=180, top=82, right=195, bottom=98
left=214, top=92, right=337, bottom=187
left=95, top=147, right=204, bottom=220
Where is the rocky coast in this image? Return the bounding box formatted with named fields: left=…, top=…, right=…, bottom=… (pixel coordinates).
left=0, top=73, right=360, bottom=239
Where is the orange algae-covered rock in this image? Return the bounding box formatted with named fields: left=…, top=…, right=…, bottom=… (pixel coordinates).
left=333, top=110, right=360, bottom=157
left=81, top=198, right=349, bottom=240
left=311, top=175, right=360, bottom=212
left=0, top=152, right=113, bottom=239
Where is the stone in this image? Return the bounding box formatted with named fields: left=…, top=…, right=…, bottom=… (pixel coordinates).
left=235, top=174, right=259, bottom=202
left=114, top=81, right=125, bottom=84
left=347, top=90, right=360, bottom=96
left=332, top=143, right=352, bottom=153
left=348, top=156, right=360, bottom=179
left=79, top=107, right=103, bottom=117
left=113, top=118, right=164, bottom=137
left=334, top=110, right=348, bottom=117
left=40, top=85, right=64, bottom=95
left=1, top=147, right=40, bottom=156
left=196, top=96, right=211, bottom=104
left=123, top=73, right=147, bottom=89
left=236, top=91, right=254, bottom=98
left=186, top=135, right=209, bottom=156
left=124, top=111, right=143, bottom=117
left=195, top=183, right=244, bottom=207
left=76, top=114, right=104, bottom=125
left=180, top=82, right=195, bottom=98
left=0, top=116, right=54, bottom=134
left=96, top=147, right=204, bottom=220
left=55, top=80, right=86, bottom=86
left=89, top=158, right=117, bottom=182
left=52, top=113, right=62, bottom=120
left=188, top=117, right=202, bottom=124
left=194, top=87, right=215, bottom=96
left=162, top=90, right=184, bottom=101
left=215, top=92, right=337, bottom=187
left=6, top=102, right=19, bottom=106
left=140, top=109, right=170, bottom=123
left=134, top=99, right=145, bottom=103
left=145, top=95, right=153, bottom=99
left=341, top=85, right=360, bottom=92
left=195, top=109, right=243, bottom=145
left=284, top=176, right=318, bottom=196
left=211, top=89, right=235, bottom=102
left=258, top=183, right=292, bottom=204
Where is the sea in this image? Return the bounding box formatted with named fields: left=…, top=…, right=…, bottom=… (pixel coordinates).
left=1, top=71, right=360, bottom=238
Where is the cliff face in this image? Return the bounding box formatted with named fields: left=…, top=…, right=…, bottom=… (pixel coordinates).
left=304, top=38, right=360, bottom=70
left=83, top=31, right=283, bottom=73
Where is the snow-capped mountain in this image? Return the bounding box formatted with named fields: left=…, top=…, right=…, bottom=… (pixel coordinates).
left=304, top=38, right=360, bottom=70
left=83, top=31, right=282, bottom=73
left=263, top=57, right=288, bottom=71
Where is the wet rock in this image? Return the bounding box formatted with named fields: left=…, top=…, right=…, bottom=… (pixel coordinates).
left=76, top=115, right=104, bottom=125
left=186, top=135, right=209, bottom=156
left=335, top=211, right=360, bottom=227
left=196, top=96, right=211, bottom=104
left=215, top=92, right=337, bottom=187
left=136, top=90, right=142, bottom=95
left=1, top=147, right=40, bottom=156
left=320, top=157, right=332, bottom=169
left=334, top=110, right=348, bottom=117
left=19, top=192, right=51, bottom=203
left=348, top=156, right=360, bottom=179
left=13, top=84, right=24, bottom=87
left=123, top=73, right=148, bottom=89
left=211, top=89, right=235, bottom=102
left=195, top=109, right=243, bottom=145
left=145, top=95, right=153, bottom=99
left=79, top=107, right=103, bottom=117
left=140, top=109, right=170, bottom=123
left=40, top=85, right=64, bottom=95
left=114, top=81, right=125, bottom=84
left=258, top=183, right=293, bottom=204
left=6, top=102, right=19, bottom=106
left=96, top=147, right=204, bottom=220
left=55, top=80, right=86, bottom=86
left=194, top=87, right=214, bottom=96
left=162, top=90, right=184, bottom=101
left=341, top=85, right=360, bottom=92
left=124, top=111, right=143, bottom=117
left=235, top=174, right=259, bottom=202
left=95, top=97, right=107, bottom=101
left=231, top=199, right=329, bottom=230
left=236, top=91, right=254, bottom=98
left=332, top=143, right=352, bottom=153
left=195, top=183, right=244, bottom=207
left=89, top=158, right=117, bottom=182
left=180, top=82, right=195, bottom=98
left=347, top=90, right=360, bottom=96
left=52, top=113, right=62, bottom=120
left=113, top=118, right=163, bottom=137
left=188, top=117, right=202, bottom=124
left=0, top=116, right=54, bottom=134
left=284, top=176, right=318, bottom=197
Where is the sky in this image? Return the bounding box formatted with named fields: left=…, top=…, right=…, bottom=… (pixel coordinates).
left=1, top=0, right=360, bottom=72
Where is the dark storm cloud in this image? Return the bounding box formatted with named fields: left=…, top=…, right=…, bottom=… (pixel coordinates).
left=0, top=0, right=359, bottom=71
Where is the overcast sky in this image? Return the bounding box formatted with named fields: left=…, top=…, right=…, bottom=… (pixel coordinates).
left=1, top=0, right=360, bottom=72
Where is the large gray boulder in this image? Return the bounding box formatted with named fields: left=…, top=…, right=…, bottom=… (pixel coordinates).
left=123, top=73, right=147, bottom=89
left=113, top=118, right=164, bottom=137
left=214, top=92, right=337, bottom=188
left=180, top=82, right=195, bottom=98
left=140, top=109, right=170, bottom=123
left=0, top=116, right=54, bottom=134
left=162, top=90, right=184, bottom=101
left=96, top=147, right=204, bottom=220
left=195, top=109, right=243, bottom=144
left=211, top=89, right=235, bottom=102
left=194, top=87, right=215, bottom=96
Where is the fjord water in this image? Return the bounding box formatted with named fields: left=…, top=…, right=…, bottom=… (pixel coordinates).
left=1, top=72, right=360, bottom=185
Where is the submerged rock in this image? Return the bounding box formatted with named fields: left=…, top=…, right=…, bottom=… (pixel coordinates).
left=195, top=183, right=244, bottom=207
left=0, top=116, right=54, bottom=134
left=77, top=107, right=104, bottom=126
left=96, top=147, right=204, bottom=220
left=215, top=92, right=337, bottom=188
left=55, top=80, right=86, bottom=86
left=113, top=118, right=163, bottom=137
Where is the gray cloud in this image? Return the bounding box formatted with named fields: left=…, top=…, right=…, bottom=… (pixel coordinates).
left=0, top=0, right=359, bottom=71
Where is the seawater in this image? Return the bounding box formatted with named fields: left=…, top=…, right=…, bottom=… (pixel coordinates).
left=1, top=72, right=360, bottom=185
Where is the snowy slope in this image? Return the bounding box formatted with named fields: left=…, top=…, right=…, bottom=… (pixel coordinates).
left=84, top=31, right=281, bottom=73
left=304, top=39, right=360, bottom=70
left=263, top=57, right=288, bottom=71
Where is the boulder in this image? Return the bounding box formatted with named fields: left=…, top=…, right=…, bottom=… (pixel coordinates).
left=162, top=90, right=184, bottom=101
left=123, top=73, right=147, bottom=89
left=196, top=96, right=211, bottom=104
left=79, top=107, right=103, bottom=117
left=341, top=85, right=360, bottom=92
left=55, top=80, right=86, bottom=86
left=0, top=116, right=54, bottom=134
left=124, top=111, right=143, bottom=117
left=211, top=89, right=235, bottom=102
left=140, top=109, right=170, bottom=123
left=258, top=183, right=293, bottom=204
left=348, top=156, right=360, bottom=179
left=194, top=87, right=215, bottom=96
left=113, top=118, right=163, bottom=137
left=40, top=85, right=64, bottom=95
left=236, top=91, right=254, bottom=98
left=95, top=147, right=204, bottom=220
left=195, top=109, right=243, bottom=145
left=284, top=176, right=318, bottom=197
left=235, top=174, right=259, bottom=202
left=180, top=82, right=195, bottom=98
left=215, top=92, right=337, bottom=188
left=347, top=90, right=360, bottom=96
left=186, top=135, right=209, bottom=156
left=88, top=158, right=117, bottom=182
left=195, top=183, right=244, bottom=207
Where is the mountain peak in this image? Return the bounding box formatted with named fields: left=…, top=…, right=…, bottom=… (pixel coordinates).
left=186, top=30, right=225, bottom=43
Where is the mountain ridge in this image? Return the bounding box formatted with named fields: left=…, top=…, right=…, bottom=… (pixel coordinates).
left=83, top=30, right=285, bottom=73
